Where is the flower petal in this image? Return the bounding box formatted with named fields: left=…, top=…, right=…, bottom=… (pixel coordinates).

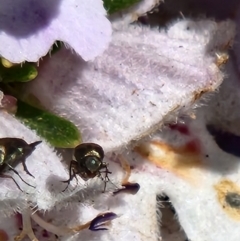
left=25, top=19, right=233, bottom=153
left=110, top=0, right=161, bottom=29
left=0, top=0, right=111, bottom=63
left=0, top=112, right=116, bottom=216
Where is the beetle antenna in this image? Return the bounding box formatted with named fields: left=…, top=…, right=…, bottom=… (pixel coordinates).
left=0, top=173, right=24, bottom=192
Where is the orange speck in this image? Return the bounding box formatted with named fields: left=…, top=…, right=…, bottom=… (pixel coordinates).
left=135, top=140, right=202, bottom=184
left=118, top=155, right=131, bottom=184
left=0, top=229, right=8, bottom=241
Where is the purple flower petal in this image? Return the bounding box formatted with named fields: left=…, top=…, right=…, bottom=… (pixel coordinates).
left=113, top=182, right=140, bottom=196
left=89, top=212, right=118, bottom=231
left=0, top=0, right=112, bottom=63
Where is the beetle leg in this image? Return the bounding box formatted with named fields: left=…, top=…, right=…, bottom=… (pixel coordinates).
left=97, top=172, right=106, bottom=192
left=99, top=164, right=120, bottom=192
left=62, top=160, right=77, bottom=192
left=72, top=172, right=79, bottom=191
left=0, top=173, right=24, bottom=192
left=62, top=160, right=75, bottom=182
left=21, top=157, right=35, bottom=178
left=100, top=165, right=112, bottom=192
left=6, top=163, right=35, bottom=188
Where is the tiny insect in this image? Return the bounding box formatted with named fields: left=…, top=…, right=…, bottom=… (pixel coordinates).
left=62, top=143, right=111, bottom=192
left=0, top=138, right=42, bottom=191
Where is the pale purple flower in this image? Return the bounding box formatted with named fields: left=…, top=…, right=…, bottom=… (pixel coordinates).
left=0, top=0, right=112, bottom=63
left=0, top=2, right=238, bottom=240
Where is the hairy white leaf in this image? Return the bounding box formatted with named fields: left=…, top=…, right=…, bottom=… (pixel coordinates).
left=25, top=19, right=234, bottom=153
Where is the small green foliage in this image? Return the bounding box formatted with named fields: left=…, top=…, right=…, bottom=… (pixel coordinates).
left=22, top=93, right=47, bottom=110
left=0, top=62, right=38, bottom=83
left=15, top=100, right=82, bottom=148
left=103, top=0, right=140, bottom=15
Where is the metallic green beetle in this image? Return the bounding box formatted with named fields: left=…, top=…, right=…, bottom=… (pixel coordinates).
left=0, top=138, right=41, bottom=191
left=62, top=143, right=111, bottom=192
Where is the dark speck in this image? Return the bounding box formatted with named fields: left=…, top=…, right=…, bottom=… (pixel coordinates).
left=42, top=229, right=49, bottom=238
left=225, top=192, right=240, bottom=209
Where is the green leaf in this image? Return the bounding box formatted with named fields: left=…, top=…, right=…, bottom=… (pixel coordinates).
left=103, top=0, right=140, bottom=15
left=0, top=62, right=38, bottom=83
left=15, top=100, right=81, bottom=148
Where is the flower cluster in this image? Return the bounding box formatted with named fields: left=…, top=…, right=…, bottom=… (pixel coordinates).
left=0, top=0, right=239, bottom=241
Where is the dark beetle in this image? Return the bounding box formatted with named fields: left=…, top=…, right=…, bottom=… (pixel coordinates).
left=62, top=143, right=111, bottom=192
left=0, top=138, right=42, bottom=191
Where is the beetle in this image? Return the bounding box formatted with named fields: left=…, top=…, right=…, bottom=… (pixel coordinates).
left=0, top=138, right=42, bottom=191
left=62, top=143, right=111, bottom=192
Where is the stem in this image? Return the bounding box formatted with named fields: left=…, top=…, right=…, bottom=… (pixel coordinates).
left=14, top=209, right=38, bottom=241
left=31, top=212, right=72, bottom=236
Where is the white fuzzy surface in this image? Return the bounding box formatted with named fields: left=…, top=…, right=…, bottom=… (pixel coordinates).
left=0, top=111, right=66, bottom=215
left=0, top=18, right=237, bottom=241
left=24, top=19, right=233, bottom=153
left=130, top=112, right=240, bottom=241
left=0, top=112, right=119, bottom=216
left=2, top=73, right=240, bottom=240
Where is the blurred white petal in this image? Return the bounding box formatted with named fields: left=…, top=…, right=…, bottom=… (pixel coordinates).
left=133, top=72, right=240, bottom=241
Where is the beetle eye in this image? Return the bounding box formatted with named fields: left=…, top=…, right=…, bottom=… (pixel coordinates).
left=85, top=156, right=101, bottom=172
